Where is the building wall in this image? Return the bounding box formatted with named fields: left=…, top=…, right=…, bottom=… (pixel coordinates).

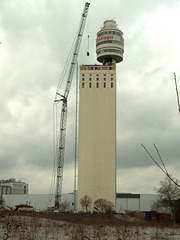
left=78, top=65, right=116, bottom=210
left=140, top=194, right=158, bottom=211
left=3, top=193, right=74, bottom=211
left=0, top=186, right=12, bottom=195
left=12, top=183, right=28, bottom=194
left=3, top=194, right=52, bottom=211
left=116, top=194, right=159, bottom=212
left=117, top=198, right=140, bottom=212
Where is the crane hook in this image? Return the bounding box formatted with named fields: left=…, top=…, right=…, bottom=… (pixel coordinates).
left=87, top=35, right=90, bottom=56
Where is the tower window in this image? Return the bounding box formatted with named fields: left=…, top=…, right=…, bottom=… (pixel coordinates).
left=111, top=78, right=113, bottom=81
left=82, top=74, right=84, bottom=76
left=96, top=78, right=99, bottom=81
left=89, top=78, right=92, bottom=81
left=82, top=78, right=85, bottom=81
left=111, top=82, right=113, bottom=88
left=96, top=74, right=99, bottom=76
left=89, top=82, right=92, bottom=88
left=104, top=78, right=106, bottom=81
left=96, top=82, right=99, bottom=88
left=104, top=74, right=106, bottom=76
left=104, top=82, right=106, bottom=88
left=82, top=82, right=85, bottom=88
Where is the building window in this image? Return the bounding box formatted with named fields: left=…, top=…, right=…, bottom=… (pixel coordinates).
left=104, top=78, right=106, bottom=81
left=96, top=78, right=99, bottom=81
left=96, top=74, right=99, bottom=76
left=89, top=74, right=92, bottom=76
left=111, top=74, right=113, bottom=76
left=104, top=74, right=106, bottom=76
left=82, top=82, right=85, bottom=88
left=82, top=78, right=84, bottom=81
left=104, top=82, right=106, bottom=88
left=89, top=82, right=92, bottom=88
left=111, top=82, right=113, bottom=88
left=111, top=78, right=113, bottom=81
left=89, top=78, right=92, bottom=81
left=96, top=82, right=99, bottom=88
left=82, top=74, right=84, bottom=76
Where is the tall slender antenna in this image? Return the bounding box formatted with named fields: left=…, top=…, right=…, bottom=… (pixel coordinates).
left=74, top=63, right=78, bottom=211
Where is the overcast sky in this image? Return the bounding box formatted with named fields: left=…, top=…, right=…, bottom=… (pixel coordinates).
left=0, top=0, right=180, bottom=196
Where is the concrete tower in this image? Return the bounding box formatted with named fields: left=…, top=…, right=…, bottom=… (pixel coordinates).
left=78, top=20, right=124, bottom=210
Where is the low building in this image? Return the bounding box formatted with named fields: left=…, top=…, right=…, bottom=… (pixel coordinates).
left=0, top=178, right=28, bottom=196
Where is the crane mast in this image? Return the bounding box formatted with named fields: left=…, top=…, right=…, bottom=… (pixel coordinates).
left=54, top=2, right=90, bottom=209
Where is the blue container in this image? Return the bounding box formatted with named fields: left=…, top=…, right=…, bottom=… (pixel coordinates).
left=145, top=211, right=151, bottom=221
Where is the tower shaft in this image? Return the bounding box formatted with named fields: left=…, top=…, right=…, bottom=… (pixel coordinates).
left=78, top=65, right=116, bottom=209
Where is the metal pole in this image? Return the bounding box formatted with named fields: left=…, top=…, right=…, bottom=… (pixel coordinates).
left=74, top=63, right=78, bottom=211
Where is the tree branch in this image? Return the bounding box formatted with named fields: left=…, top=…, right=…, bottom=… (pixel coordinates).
left=154, top=144, right=168, bottom=175
left=141, top=143, right=180, bottom=187
left=174, top=73, right=180, bottom=115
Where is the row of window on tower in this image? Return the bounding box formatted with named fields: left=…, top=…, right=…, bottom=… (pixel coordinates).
left=81, top=82, right=114, bottom=88
left=81, top=73, right=114, bottom=78
left=96, top=40, right=124, bottom=47
left=80, top=66, right=115, bottom=71
left=97, top=30, right=123, bottom=37
left=97, top=49, right=124, bottom=55
left=82, top=77, right=114, bottom=81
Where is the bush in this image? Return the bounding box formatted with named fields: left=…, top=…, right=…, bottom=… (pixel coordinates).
left=94, top=198, right=114, bottom=213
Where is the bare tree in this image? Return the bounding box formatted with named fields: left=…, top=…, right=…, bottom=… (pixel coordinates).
left=94, top=198, right=114, bottom=213
left=80, top=194, right=93, bottom=211
left=153, top=176, right=180, bottom=223
left=59, top=200, right=70, bottom=211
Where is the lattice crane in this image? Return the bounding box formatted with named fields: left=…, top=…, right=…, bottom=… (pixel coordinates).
left=54, top=2, right=90, bottom=209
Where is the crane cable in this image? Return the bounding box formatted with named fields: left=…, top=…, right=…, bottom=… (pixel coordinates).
left=54, top=24, right=81, bottom=101
left=48, top=103, right=58, bottom=206
left=87, top=11, right=90, bottom=56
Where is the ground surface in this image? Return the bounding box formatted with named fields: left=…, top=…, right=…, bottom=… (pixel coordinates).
left=0, top=211, right=180, bottom=239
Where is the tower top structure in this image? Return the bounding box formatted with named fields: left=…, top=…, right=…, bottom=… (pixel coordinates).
left=96, top=19, right=124, bottom=65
